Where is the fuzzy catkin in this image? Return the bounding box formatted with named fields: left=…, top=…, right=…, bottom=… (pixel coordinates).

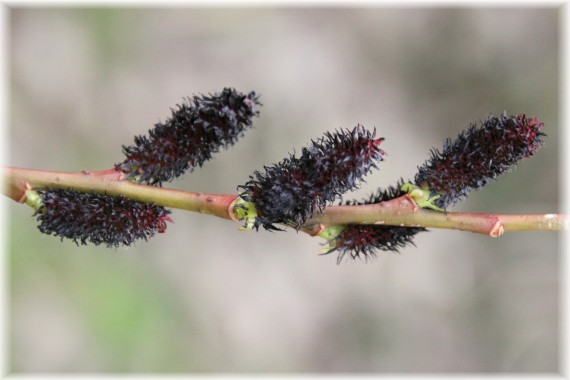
left=35, top=189, right=172, bottom=247
left=239, top=125, right=385, bottom=230
left=414, top=113, right=545, bottom=209
left=117, top=88, right=261, bottom=185
left=327, top=180, right=427, bottom=263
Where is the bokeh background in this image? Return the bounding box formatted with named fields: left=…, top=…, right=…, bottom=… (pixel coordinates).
left=5, top=7, right=561, bottom=373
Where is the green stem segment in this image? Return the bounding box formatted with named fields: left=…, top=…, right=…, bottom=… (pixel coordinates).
left=1, top=166, right=567, bottom=237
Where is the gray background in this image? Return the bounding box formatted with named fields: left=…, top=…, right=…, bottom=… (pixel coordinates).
left=6, top=7, right=560, bottom=373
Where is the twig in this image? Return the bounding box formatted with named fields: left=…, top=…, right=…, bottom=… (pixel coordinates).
left=1, top=166, right=567, bottom=237
left=1, top=166, right=238, bottom=221
left=302, top=197, right=568, bottom=237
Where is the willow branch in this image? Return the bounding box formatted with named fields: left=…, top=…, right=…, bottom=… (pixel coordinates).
left=1, top=166, right=567, bottom=237
left=1, top=166, right=238, bottom=221
left=302, top=196, right=568, bottom=237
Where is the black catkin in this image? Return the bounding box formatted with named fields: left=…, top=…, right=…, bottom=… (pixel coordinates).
left=326, top=180, right=427, bottom=264
left=35, top=189, right=172, bottom=247
left=414, top=113, right=545, bottom=209
left=117, top=87, right=261, bottom=185
left=239, top=125, right=385, bottom=230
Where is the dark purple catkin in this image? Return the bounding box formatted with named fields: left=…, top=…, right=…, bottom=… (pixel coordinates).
left=414, top=113, right=545, bottom=209
left=238, top=125, right=385, bottom=230
left=326, top=180, right=427, bottom=264
left=35, top=189, right=172, bottom=247
left=117, top=88, right=261, bottom=185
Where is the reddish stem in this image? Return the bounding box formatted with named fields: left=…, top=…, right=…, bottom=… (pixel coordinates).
left=1, top=166, right=567, bottom=236
left=1, top=166, right=238, bottom=220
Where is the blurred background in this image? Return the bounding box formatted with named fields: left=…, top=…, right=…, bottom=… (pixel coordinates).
left=5, top=7, right=560, bottom=373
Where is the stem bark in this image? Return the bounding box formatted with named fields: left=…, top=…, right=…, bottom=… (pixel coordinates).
left=2, top=166, right=567, bottom=236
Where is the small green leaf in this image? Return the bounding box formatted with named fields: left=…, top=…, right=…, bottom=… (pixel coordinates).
left=318, top=225, right=346, bottom=253
left=400, top=182, right=444, bottom=212
left=232, top=196, right=258, bottom=230
left=24, top=189, right=43, bottom=211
